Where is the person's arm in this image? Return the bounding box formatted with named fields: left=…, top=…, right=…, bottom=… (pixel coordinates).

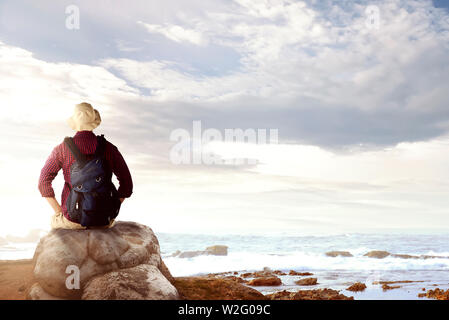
left=46, top=197, right=62, bottom=213
left=38, top=145, right=63, bottom=212
left=110, top=145, right=133, bottom=201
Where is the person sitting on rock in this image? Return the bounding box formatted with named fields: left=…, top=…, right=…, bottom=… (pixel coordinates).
left=38, top=102, right=133, bottom=230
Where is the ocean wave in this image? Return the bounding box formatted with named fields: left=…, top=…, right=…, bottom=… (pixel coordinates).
left=163, top=250, right=449, bottom=277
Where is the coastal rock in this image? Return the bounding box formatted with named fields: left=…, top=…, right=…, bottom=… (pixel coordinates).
left=273, top=270, right=287, bottom=276
left=266, top=289, right=353, bottom=300
left=420, top=288, right=449, bottom=300
left=391, top=254, right=417, bottom=259
left=241, top=269, right=275, bottom=278
left=205, top=272, right=248, bottom=284
left=173, top=277, right=266, bottom=300
left=325, top=251, right=353, bottom=257
left=373, top=280, right=421, bottom=285
left=289, top=270, right=314, bottom=276
left=222, top=276, right=248, bottom=284
left=29, top=221, right=178, bottom=300
left=295, top=277, right=318, bottom=286
left=364, top=250, right=391, bottom=259
left=382, top=284, right=400, bottom=291
left=205, top=245, right=228, bottom=256
left=247, top=276, right=282, bottom=286
left=29, top=283, right=64, bottom=300
left=175, top=245, right=228, bottom=258
left=82, top=265, right=179, bottom=300
left=346, top=282, right=367, bottom=292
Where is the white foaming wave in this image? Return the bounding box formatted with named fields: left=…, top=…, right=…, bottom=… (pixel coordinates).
left=423, top=250, right=449, bottom=257
left=163, top=251, right=449, bottom=277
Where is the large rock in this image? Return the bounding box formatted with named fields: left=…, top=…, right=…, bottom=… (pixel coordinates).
left=28, top=221, right=179, bottom=300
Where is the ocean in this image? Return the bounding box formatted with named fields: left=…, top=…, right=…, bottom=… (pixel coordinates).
left=2, top=232, right=449, bottom=299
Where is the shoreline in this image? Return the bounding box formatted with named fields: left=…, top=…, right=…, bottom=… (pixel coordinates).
left=1, top=259, right=447, bottom=300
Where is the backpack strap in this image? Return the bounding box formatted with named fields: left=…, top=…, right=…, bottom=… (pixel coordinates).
left=94, top=135, right=107, bottom=158
left=64, top=137, right=88, bottom=168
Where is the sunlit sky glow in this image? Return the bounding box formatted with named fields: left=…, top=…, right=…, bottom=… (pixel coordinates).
left=0, top=0, right=448, bottom=236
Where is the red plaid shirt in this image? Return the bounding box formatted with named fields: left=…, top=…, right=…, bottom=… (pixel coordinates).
left=38, top=131, right=133, bottom=222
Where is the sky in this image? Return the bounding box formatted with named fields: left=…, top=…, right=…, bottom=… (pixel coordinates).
left=0, top=0, right=448, bottom=236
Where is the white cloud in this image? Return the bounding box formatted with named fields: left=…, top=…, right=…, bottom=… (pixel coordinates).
left=119, top=0, right=449, bottom=116
left=138, top=21, right=208, bottom=45
left=1, top=0, right=449, bottom=235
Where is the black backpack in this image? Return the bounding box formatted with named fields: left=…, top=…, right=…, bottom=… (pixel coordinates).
left=64, top=135, right=121, bottom=227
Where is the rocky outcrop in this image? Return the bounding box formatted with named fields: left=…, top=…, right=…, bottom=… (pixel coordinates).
left=173, top=277, right=266, bottom=300
left=295, top=277, right=318, bottom=286
left=273, top=270, right=287, bottom=275
left=418, top=288, right=449, bottom=300
left=382, top=283, right=400, bottom=291
left=266, top=289, right=353, bottom=300
left=174, top=245, right=228, bottom=258
left=28, top=221, right=179, bottom=300
left=346, top=282, right=367, bottom=292
left=205, top=245, right=228, bottom=256
left=325, top=251, right=353, bottom=257
left=241, top=268, right=275, bottom=279
left=362, top=250, right=448, bottom=260
left=364, top=250, right=391, bottom=259
left=247, top=276, right=282, bottom=286
left=289, top=270, right=314, bottom=276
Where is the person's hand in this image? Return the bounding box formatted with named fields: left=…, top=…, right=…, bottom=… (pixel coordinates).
left=120, top=198, right=125, bottom=203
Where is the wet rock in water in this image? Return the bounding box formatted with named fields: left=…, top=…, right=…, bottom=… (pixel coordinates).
left=266, top=289, right=353, bottom=300
left=177, top=250, right=205, bottom=258
left=273, top=270, right=287, bottom=276
left=363, top=250, right=391, bottom=259
left=28, top=221, right=178, bottom=300
left=176, top=245, right=228, bottom=258
left=206, top=245, right=228, bottom=256
left=241, top=269, right=274, bottom=278
left=173, top=277, right=266, bottom=300
left=382, top=284, right=401, bottom=291
left=346, top=282, right=367, bottom=292
left=170, top=250, right=181, bottom=257
left=295, top=277, right=318, bottom=286
left=373, top=280, right=422, bottom=285
left=206, top=273, right=248, bottom=284
left=390, top=254, right=418, bottom=259
left=247, top=276, right=282, bottom=286
left=325, top=251, right=353, bottom=257
left=419, top=288, right=449, bottom=300
left=222, top=276, right=248, bottom=284
left=288, top=270, right=314, bottom=276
